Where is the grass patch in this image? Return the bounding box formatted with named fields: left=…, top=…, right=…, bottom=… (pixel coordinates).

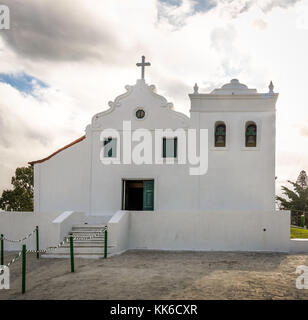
left=290, top=227, right=308, bottom=239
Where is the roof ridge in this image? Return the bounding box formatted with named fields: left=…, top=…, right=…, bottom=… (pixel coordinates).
left=29, top=135, right=86, bottom=165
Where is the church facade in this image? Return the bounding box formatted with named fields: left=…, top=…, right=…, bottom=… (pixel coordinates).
left=30, top=78, right=277, bottom=216
left=26, top=58, right=292, bottom=253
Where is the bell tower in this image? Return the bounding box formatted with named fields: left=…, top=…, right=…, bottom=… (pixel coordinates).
left=189, top=79, right=278, bottom=211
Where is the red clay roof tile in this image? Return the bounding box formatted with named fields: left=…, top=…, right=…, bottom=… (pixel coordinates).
left=28, top=135, right=86, bottom=165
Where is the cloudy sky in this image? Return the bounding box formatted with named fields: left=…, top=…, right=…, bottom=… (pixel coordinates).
left=0, top=0, right=307, bottom=196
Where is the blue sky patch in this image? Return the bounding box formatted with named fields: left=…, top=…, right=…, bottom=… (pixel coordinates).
left=159, top=0, right=217, bottom=13
left=193, top=0, right=217, bottom=13
left=159, top=0, right=183, bottom=6
left=0, top=72, right=48, bottom=94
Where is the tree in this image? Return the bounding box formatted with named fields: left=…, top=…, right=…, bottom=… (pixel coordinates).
left=0, top=165, right=34, bottom=211
left=276, top=170, right=308, bottom=226
left=296, top=170, right=308, bottom=188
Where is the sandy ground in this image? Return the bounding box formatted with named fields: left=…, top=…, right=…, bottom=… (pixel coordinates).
left=0, top=250, right=308, bottom=300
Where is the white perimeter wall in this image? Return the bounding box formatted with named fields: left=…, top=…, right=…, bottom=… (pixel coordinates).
left=0, top=211, right=61, bottom=251
left=2, top=210, right=308, bottom=253
left=121, top=210, right=291, bottom=252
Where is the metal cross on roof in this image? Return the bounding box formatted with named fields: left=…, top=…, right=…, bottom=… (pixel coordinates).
left=136, top=55, right=151, bottom=80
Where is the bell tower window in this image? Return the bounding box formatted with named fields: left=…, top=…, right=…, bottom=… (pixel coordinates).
left=215, top=122, right=226, bottom=147
left=245, top=123, right=257, bottom=147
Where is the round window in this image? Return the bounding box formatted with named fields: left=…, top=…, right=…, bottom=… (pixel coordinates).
left=136, top=109, right=145, bottom=119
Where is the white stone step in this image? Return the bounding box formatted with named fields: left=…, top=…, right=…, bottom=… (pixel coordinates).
left=61, top=240, right=114, bottom=246
left=48, top=246, right=114, bottom=254
left=43, top=254, right=106, bottom=259
left=70, top=232, right=105, bottom=235
left=68, top=232, right=105, bottom=238
left=68, top=230, right=106, bottom=237
left=67, top=234, right=105, bottom=239
left=72, top=224, right=107, bottom=229
left=43, top=246, right=116, bottom=259
left=61, top=243, right=105, bottom=248
left=70, top=232, right=105, bottom=236
left=71, top=228, right=106, bottom=232
left=70, top=230, right=105, bottom=233
left=65, top=239, right=105, bottom=243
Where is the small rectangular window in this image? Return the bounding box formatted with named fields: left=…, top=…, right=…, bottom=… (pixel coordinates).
left=103, top=138, right=117, bottom=158
left=162, top=137, right=177, bottom=158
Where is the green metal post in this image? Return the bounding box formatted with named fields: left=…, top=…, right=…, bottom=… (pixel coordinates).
left=36, top=226, right=39, bottom=259
left=70, top=235, right=74, bottom=273
left=301, top=214, right=305, bottom=228
left=104, top=229, right=108, bottom=259
left=22, top=244, right=26, bottom=294
left=1, top=234, right=4, bottom=266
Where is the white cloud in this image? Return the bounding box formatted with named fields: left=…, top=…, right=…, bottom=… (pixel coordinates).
left=0, top=0, right=307, bottom=196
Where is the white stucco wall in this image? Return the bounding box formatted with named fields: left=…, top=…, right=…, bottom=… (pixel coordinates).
left=126, top=210, right=290, bottom=252
left=52, top=211, right=85, bottom=243
left=34, top=139, right=90, bottom=214
left=3, top=210, right=307, bottom=253
left=108, top=210, right=130, bottom=254
left=0, top=211, right=85, bottom=251
left=195, top=111, right=276, bottom=211
left=0, top=211, right=60, bottom=251
left=289, top=239, right=308, bottom=253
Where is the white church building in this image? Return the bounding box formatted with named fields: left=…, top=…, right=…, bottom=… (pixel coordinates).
left=3, top=57, right=305, bottom=255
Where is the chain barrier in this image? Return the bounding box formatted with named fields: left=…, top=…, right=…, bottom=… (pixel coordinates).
left=0, top=228, right=36, bottom=243
left=1, top=225, right=108, bottom=294
left=1, top=239, right=68, bottom=267
left=3, top=251, right=22, bottom=267
left=25, top=226, right=107, bottom=254
left=0, top=225, right=107, bottom=244
left=26, top=237, right=70, bottom=254
left=72, top=226, right=107, bottom=241
left=1, top=226, right=108, bottom=266
left=1, top=238, right=70, bottom=267
left=0, top=211, right=33, bottom=214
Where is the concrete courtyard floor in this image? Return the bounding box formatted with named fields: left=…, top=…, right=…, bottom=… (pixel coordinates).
left=0, top=250, right=308, bottom=300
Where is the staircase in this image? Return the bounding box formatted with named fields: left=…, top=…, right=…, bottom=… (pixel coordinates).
left=43, top=224, right=115, bottom=259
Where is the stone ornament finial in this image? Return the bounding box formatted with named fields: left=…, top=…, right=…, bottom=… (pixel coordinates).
left=193, top=83, right=199, bottom=94
left=269, top=81, right=274, bottom=94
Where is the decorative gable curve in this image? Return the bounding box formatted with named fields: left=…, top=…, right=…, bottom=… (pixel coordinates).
left=91, top=79, right=189, bottom=130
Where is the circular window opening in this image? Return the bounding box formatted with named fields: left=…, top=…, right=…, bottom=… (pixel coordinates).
left=136, top=109, right=145, bottom=119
